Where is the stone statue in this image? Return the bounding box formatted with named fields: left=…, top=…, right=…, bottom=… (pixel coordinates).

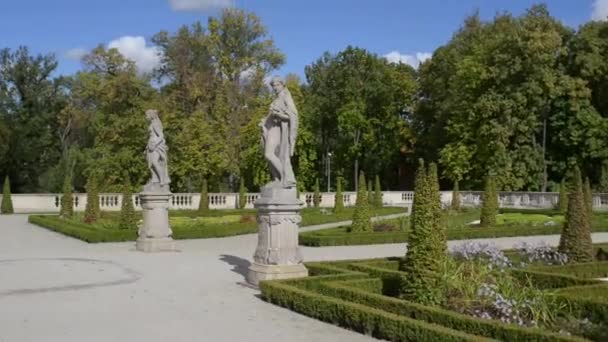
left=144, top=109, right=170, bottom=192
left=259, top=76, right=299, bottom=188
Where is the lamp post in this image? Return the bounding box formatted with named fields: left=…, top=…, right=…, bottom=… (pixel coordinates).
left=326, top=152, right=332, bottom=193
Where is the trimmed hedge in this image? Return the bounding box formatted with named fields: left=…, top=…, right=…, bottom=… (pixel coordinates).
left=28, top=215, right=136, bottom=242
left=259, top=257, right=596, bottom=341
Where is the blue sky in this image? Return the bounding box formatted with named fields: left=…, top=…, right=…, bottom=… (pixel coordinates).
left=0, top=0, right=604, bottom=78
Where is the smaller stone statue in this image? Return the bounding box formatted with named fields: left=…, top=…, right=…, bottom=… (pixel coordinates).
left=259, top=76, right=299, bottom=189
left=144, top=109, right=170, bottom=193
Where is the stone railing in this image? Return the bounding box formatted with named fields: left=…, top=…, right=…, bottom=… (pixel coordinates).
left=4, top=191, right=608, bottom=214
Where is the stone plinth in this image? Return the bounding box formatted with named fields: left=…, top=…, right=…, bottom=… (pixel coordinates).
left=247, top=187, right=308, bottom=286
left=136, top=192, right=175, bottom=252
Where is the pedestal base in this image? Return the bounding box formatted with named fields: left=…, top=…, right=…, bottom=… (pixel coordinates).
left=247, top=262, right=308, bottom=287
left=136, top=237, right=176, bottom=252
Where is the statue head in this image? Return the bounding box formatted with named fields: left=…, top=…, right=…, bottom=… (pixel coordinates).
left=270, top=76, right=285, bottom=95
left=145, top=109, right=159, bottom=122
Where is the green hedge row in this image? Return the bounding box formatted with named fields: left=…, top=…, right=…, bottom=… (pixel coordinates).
left=555, top=284, right=608, bottom=323
left=529, top=261, right=608, bottom=279
left=28, top=215, right=136, bottom=242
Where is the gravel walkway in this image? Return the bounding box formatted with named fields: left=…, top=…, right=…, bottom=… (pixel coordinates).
left=1, top=214, right=607, bottom=342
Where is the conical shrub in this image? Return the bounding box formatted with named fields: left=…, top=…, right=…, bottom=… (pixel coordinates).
left=238, top=177, right=247, bottom=209
left=118, top=179, right=137, bottom=230
left=313, top=179, right=321, bottom=208
left=367, top=180, right=373, bottom=204
left=451, top=180, right=461, bottom=211
left=349, top=172, right=371, bottom=232
left=198, top=178, right=209, bottom=213
left=374, top=175, right=382, bottom=208
left=334, top=176, right=344, bottom=213
left=59, top=174, right=73, bottom=218
left=83, top=174, right=100, bottom=223
left=584, top=177, right=593, bottom=220
left=558, top=166, right=593, bottom=263
left=1, top=176, right=14, bottom=214
left=480, top=174, right=498, bottom=227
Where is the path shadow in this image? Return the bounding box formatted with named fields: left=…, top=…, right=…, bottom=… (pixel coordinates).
left=219, top=255, right=251, bottom=281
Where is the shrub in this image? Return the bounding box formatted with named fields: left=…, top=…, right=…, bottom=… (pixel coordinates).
left=559, top=178, right=568, bottom=213
left=367, top=179, right=373, bottom=205
left=59, top=173, right=74, bottom=218
left=349, top=172, right=372, bottom=233
left=1, top=176, right=13, bottom=214
left=238, top=177, right=247, bottom=209
left=599, top=161, right=608, bottom=193
left=451, top=180, right=461, bottom=211
left=83, top=174, right=100, bottom=223
left=313, top=179, right=321, bottom=208
left=584, top=177, right=593, bottom=220
left=480, top=175, right=498, bottom=227
left=118, top=179, right=137, bottom=230
left=400, top=161, right=446, bottom=305
left=198, top=178, right=209, bottom=212
left=374, top=175, right=382, bottom=208
left=334, top=176, right=344, bottom=213
left=559, top=166, right=593, bottom=263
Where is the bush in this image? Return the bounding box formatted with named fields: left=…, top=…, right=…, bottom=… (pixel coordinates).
left=83, top=174, right=100, bottom=223
left=559, top=178, right=568, bottom=213
left=400, top=161, right=446, bottom=305
left=349, top=172, right=372, bottom=233
left=334, top=176, right=344, bottom=213
left=1, top=176, right=13, bottom=214
left=559, top=166, right=593, bottom=263
left=367, top=179, right=374, bottom=204
left=313, top=179, right=321, bottom=208
left=59, top=174, right=74, bottom=218
left=480, top=175, right=498, bottom=227
left=118, top=179, right=137, bottom=230
left=238, top=177, right=247, bottom=209
left=599, top=161, right=608, bottom=193
left=584, top=177, right=593, bottom=219
left=374, top=175, right=382, bottom=208
left=451, top=180, right=461, bottom=211
left=198, top=178, right=209, bottom=213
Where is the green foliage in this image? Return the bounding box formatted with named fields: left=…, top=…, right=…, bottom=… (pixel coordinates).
left=59, top=174, right=74, bottom=218
left=400, top=161, right=446, bottom=305
left=584, top=177, right=593, bottom=220
left=118, top=179, right=137, bottom=230
left=451, top=180, right=461, bottom=211
left=559, top=166, right=594, bottom=263
left=480, top=175, right=498, bottom=227
left=349, top=172, right=372, bottom=233
left=198, top=178, right=209, bottom=212
left=334, top=176, right=344, bottom=213
left=599, top=161, right=608, bottom=193
left=374, top=175, right=382, bottom=208
left=559, top=178, right=568, bottom=213
left=83, top=174, right=100, bottom=223
left=1, top=176, right=13, bottom=214
left=238, top=177, right=247, bottom=209
left=367, top=180, right=373, bottom=204
left=313, top=179, right=321, bottom=208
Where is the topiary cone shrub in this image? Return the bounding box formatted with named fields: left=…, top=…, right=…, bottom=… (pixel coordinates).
left=374, top=175, right=382, bottom=208
left=334, top=176, right=344, bottom=213
left=349, top=172, right=371, bottom=233
left=313, top=179, right=321, bottom=208
left=118, top=178, right=137, bottom=230
left=1, top=176, right=14, bottom=214
left=59, top=174, right=74, bottom=219
left=558, top=166, right=593, bottom=263
left=238, top=177, right=247, bottom=209
left=583, top=177, right=593, bottom=220
left=198, top=178, right=209, bottom=213
left=480, top=174, right=498, bottom=227
left=83, top=174, right=100, bottom=223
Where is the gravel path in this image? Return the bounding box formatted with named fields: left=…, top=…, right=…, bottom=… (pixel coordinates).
left=1, top=214, right=607, bottom=342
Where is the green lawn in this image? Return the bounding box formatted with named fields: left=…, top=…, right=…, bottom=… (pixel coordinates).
left=28, top=206, right=405, bottom=243
left=300, top=209, right=608, bottom=247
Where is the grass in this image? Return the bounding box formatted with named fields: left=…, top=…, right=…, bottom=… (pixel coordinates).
left=28, top=206, right=406, bottom=243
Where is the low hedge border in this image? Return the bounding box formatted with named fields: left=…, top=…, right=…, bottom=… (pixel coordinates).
left=529, top=261, right=608, bottom=279
left=554, top=284, right=608, bottom=322
left=260, top=258, right=598, bottom=341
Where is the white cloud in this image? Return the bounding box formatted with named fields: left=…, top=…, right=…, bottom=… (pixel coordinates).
left=168, top=0, right=232, bottom=11
left=65, top=47, right=88, bottom=60
left=108, top=36, right=162, bottom=74
left=384, top=51, right=432, bottom=68
left=592, top=0, right=608, bottom=21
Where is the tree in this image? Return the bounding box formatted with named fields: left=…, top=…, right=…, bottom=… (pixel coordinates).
left=1, top=176, right=13, bottom=214
left=559, top=166, right=593, bottom=262
left=399, top=160, right=445, bottom=304
left=559, top=178, right=568, bottom=213
left=238, top=177, right=247, bottom=209
left=313, top=179, right=321, bottom=208
left=374, top=175, right=382, bottom=208
left=334, top=176, right=344, bottom=213
left=198, top=178, right=209, bottom=212
left=451, top=180, right=461, bottom=211
left=83, top=174, right=100, bottom=223
left=480, top=174, right=498, bottom=227
left=118, top=178, right=137, bottom=230
left=349, top=172, right=371, bottom=232
left=59, top=174, right=74, bottom=218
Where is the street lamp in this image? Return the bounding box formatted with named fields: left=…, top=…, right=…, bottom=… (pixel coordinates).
left=326, top=152, right=332, bottom=193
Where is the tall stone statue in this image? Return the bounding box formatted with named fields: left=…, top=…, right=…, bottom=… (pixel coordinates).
left=137, top=109, right=175, bottom=252
left=260, top=76, right=298, bottom=188
left=144, top=109, right=170, bottom=192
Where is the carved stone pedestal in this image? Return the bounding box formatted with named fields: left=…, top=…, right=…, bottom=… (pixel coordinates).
left=247, top=187, right=308, bottom=286
left=136, top=192, right=175, bottom=252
